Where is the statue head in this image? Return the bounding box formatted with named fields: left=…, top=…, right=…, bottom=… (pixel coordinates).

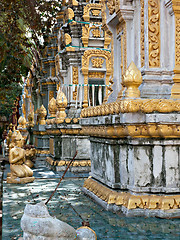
left=15, top=131, right=23, bottom=148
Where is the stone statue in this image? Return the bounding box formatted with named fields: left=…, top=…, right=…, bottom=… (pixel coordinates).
left=20, top=202, right=97, bottom=240
left=7, top=131, right=35, bottom=184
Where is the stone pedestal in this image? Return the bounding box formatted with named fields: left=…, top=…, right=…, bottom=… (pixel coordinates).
left=46, top=123, right=91, bottom=172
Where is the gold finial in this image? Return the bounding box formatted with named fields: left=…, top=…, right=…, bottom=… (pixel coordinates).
left=17, top=116, right=23, bottom=129
left=122, top=61, right=142, bottom=98
left=48, top=97, right=57, bottom=118
left=39, top=105, right=47, bottom=125
left=56, top=89, right=68, bottom=124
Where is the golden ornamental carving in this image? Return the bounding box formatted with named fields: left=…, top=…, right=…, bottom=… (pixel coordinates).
left=148, top=0, right=160, bottom=67
left=107, top=0, right=115, bottom=15
left=82, top=49, right=111, bottom=71
left=141, top=0, right=145, bottom=67
left=88, top=72, right=105, bottom=78
left=48, top=97, right=57, bottom=118
left=122, top=62, right=142, bottom=98
left=56, top=89, right=68, bottom=124
left=83, top=3, right=102, bottom=22
left=73, top=66, right=78, bottom=101
left=64, top=8, right=74, bottom=23
left=27, top=112, right=34, bottom=128
left=82, top=24, right=89, bottom=47
left=91, top=58, right=104, bottom=68
left=171, top=1, right=180, bottom=99
left=80, top=98, right=180, bottom=117
left=39, top=105, right=47, bottom=125
left=91, top=9, right=100, bottom=16
left=92, top=28, right=101, bottom=38
left=49, top=91, right=54, bottom=102
left=84, top=178, right=180, bottom=210
left=64, top=33, right=72, bottom=46
left=18, top=116, right=26, bottom=129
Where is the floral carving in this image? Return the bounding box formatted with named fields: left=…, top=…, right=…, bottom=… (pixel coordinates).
left=72, top=67, right=78, bottom=100
left=148, top=0, right=160, bottom=67
left=91, top=58, right=104, bottom=68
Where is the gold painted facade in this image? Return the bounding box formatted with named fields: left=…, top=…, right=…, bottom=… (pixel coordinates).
left=84, top=178, right=180, bottom=210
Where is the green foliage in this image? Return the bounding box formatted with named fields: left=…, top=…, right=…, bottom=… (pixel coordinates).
left=0, top=0, right=62, bottom=118
left=0, top=82, right=22, bottom=118
left=0, top=0, right=62, bottom=84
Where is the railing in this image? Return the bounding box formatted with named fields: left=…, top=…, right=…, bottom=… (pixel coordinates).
left=62, top=84, right=108, bottom=107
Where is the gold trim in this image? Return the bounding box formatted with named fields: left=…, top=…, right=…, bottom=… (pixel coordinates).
left=36, top=150, right=50, bottom=154
left=82, top=123, right=180, bottom=139
left=84, top=178, right=180, bottom=210
left=46, top=157, right=91, bottom=167
left=83, top=3, right=102, bottom=22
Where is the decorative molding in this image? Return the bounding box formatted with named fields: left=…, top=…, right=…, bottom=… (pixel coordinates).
left=148, top=0, right=160, bottom=67
left=83, top=3, right=102, bottom=22
left=88, top=72, right=105, bottom=78
left=72, top=67, right=78, bottom=100
left=171, top=0, right=180, bottom=98
left=140, top=0, right=145, bottom=67
left=80, top=99, right=180, bottom=118
left=91, top=58, right=104, bottom=68
left=82, top=49, right=112, bottom=107
left=84, top=178, right=180, bottom=210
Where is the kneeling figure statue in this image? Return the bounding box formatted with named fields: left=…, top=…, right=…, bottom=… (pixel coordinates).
left=7, top=131, right=35, bottom=184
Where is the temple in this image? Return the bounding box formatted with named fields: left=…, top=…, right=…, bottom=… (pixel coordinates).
left=20, top=0, right=180, bottom=217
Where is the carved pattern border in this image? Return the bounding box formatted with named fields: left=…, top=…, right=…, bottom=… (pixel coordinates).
left=72, top=67, right=78, bottom=100
left=141, top=0, right=145, bottom=67
left=148, top=0, right=160, bottom=67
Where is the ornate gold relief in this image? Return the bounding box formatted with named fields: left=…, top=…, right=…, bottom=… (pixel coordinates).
left=82, top=24, right=89, bottom=47
left=91, top=9, right=101, bottom=16
left=141, top=0, right=145, bottom=67
left=73, top=66, right=78, bottom=100
left=82, top=49, right=112, bottom=107
left=107, top=0, right=115, bottom=15
left=171, top=1, right=180, bottom=98
left=64, top=33, right=72, bottom=46
left=91, top=58, right=104, bottom=68
left=148, top=0, right=160, bottom=67
left=49, top=91, right=54, bottom=102
left=64, top=8, right=74, bottom=23
left=83, top=4, right=102, bottom=22
left=89, top=72, right=105, bottom=78
left=83, top=178, right=180, bottom=210
left=92, top=28, right=101, bottom=37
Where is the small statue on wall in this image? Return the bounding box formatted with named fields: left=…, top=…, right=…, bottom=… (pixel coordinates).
left=7, top=131, right=35, bottom=184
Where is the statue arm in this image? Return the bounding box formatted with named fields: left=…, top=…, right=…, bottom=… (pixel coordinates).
left=9, top=149, right=24, bottom=164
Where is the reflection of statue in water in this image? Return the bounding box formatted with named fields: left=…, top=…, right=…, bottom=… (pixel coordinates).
left=7, top=131, right=35, bottom=184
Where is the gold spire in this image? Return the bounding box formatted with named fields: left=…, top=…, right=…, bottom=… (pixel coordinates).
left=122, top=61, right=142, bottom=98
left=56, top=89, right=68, bottom=124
